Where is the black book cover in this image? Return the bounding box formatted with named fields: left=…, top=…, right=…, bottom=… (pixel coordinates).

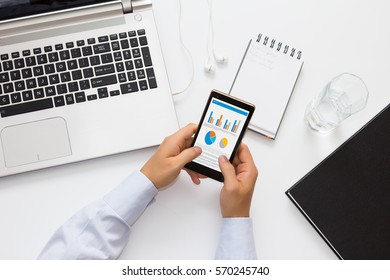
left=286, top=104, right=390, bottom=260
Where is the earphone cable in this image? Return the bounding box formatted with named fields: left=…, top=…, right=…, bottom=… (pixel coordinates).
left=171, top=0, right=195, bottom=96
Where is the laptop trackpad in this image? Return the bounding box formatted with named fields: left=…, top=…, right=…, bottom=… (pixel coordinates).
left=1, top=118, right=72, bottom=168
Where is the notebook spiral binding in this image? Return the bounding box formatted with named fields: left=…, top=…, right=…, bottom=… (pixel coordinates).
left=256, top=33, right=302, bottom=60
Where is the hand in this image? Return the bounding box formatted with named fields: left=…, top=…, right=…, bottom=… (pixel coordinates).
left=141, top=123, right=204, bottom=189
left=218, top=143, right=258, bottom=217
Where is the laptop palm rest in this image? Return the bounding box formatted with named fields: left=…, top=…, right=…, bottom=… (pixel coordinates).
left=1, top=118, right=72, bottom=168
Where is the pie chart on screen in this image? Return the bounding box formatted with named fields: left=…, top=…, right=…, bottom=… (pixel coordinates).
left=205, top=131, right=216, bottom=145
left=219, top=138, right=228, bottom=148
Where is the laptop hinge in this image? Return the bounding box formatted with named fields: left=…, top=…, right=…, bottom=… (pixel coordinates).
left=121, top=0, right=132, bottom=13
left=130, top=0, right=153, bottom=12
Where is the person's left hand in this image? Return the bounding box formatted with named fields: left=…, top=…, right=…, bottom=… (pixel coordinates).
left=141, top=123, right=205, bottom=189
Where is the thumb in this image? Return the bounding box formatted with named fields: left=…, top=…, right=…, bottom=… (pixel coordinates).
left=218, top=155, right=237, bottom=183
left=175, top=146, right=202, bottom=168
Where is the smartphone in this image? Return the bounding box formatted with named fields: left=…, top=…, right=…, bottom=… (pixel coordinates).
left=185, top=90, right=255, bottom=182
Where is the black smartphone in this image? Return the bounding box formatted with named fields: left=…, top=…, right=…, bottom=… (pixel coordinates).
left=185, top=90, right=255, bottom=182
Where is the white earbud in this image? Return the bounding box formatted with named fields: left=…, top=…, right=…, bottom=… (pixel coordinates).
left=204, top=62, right=216, bottom=74
left=214, top=52, right=228, bottom=64
left=204, top=0, right=228, bottom=74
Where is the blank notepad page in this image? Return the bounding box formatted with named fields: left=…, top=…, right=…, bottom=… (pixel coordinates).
left=230, top=35, right=303, bottom=139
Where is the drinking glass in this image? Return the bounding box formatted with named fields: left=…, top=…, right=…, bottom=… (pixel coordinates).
left=304, top=73, right=369, bottom=134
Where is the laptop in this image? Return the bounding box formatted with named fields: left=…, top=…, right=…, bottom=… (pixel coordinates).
left=0, top=0, right=179, bottom=177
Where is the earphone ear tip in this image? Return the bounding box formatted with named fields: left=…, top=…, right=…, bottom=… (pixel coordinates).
left=215, top=54, right=228, bottom=64
left=204, top=63, right=216, bottom=73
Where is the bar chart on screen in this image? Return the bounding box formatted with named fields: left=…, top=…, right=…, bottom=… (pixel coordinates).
left=207, top=111, right=242, bottom=133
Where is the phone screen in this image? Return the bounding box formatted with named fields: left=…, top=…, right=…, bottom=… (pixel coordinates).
left=186, top=90, right=255, bottom=181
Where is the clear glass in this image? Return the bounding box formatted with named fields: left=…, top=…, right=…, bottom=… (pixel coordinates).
left=304, top=73, right=369, bottom=134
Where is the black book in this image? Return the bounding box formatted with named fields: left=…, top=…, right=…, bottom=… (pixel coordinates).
left=286, top=104, right=390, bottom=260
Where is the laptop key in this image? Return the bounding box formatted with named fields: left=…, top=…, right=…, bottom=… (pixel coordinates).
left=87, top=94, right=97, bottom=101
left=0, top=98, right=54, bottom=118
left=120, top=82, right=138, bottom=94
left=3, top=61, right=13, bottom=71
left=130, top=38, right=138, bottom=48
left=94, top=64, right=115, bottom=76
left=14, top=59, right=25, bottom=69
left=94, top=43, right=111, bottom=54
left=71, top=48, right=82, bottom=59
left=37, top=54, right=48, bottom=64
left=10, top=70, right=21, bottom=81
left=48, top=52, right=59, bottom=62
left=98, top=36, right=109, bottom=42
left=139, top=36, right=148, bottom=46
left=134, top=59, right=143, bottom=69
left=77, top=40, right=85, bottom=47
left=33, top=48, right=42, bottom=55
left=79, top=80, right=90, bottom=90
left=146, top=68, right=157, bottom=89
left=0, top=72, right=9, bottom=83
left=101, top=53, right=113, bottom=64
left=22, top=90, right=33, bottom=101
left=110, top=90, right=120, bottom=97
left=34, top=88, right=45, bottom=99
left=75, top=92, right=86, bottom=103
left=26, top=56, right=36, bottom=67
left=66, top=42, right=74, bottom=49
left=3, top=83, right=14, bottom=93
left=45, top=86, right=56, bottom=96
left=56, top=84, right=68, bottom=94
left=68, top=82, right=79, bottom=92
left=65, top=94, right=75, bottom=105
left=33, top=66, right=44, bottom=76
left=0, top=95, right=10, bottom=106
left=141, top=47, right=153, bottom=67
left=54, top=96, right=65, bottom=107
left=139, top=80, right=148, bottom=91
left=98, top=88, right=109, bottom=99
left=82, top=46, right=93, bottom=56
left=11, top=92, right=22, bottom=103
left=91, top=74, right=117, bottom=88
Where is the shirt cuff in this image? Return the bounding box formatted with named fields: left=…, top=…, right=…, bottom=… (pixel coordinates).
left=215, top=217, right=257, bottom=260
left=103, top=170, right=158, bottom=226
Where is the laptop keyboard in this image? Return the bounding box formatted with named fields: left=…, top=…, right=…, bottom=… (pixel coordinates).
left=0, top=29, right=157, bottom=118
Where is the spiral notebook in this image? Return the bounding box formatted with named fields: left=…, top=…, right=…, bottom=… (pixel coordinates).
left=229, top=34, right=304, bottom=139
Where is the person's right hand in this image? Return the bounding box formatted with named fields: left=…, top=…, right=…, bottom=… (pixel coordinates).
left=218, top=143, right=258, bottom=217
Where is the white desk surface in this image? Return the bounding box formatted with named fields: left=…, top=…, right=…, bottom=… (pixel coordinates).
left=0, top=0, right=389, bottom=260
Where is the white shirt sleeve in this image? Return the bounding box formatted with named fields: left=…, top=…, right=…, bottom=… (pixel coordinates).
left=215, top=218, right=257, bottom=260
left=37, top=170, right=158, bottom=260
left=38, top=170, right=257, bottom=260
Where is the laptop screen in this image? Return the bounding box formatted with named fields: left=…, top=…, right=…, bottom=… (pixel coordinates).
left=0, top=0, right=117, bottom=21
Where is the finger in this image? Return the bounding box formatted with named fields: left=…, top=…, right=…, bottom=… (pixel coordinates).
left=236, top=143, right=255, bottom=166
left=174, top=146, right=202, bottom=168
left=218, top=155, right=237, bottom=184
left=184, top=169, right=205, bottom=185
left=185, top=169, right=207, bottom=181
left=160, top=124, right=198, bottom=156
left=185, top=137, right=195, bottom=149
left=173, top=123, right=198, bottom=141
left=232, top=152, right=242, bottom=167
left=170, top=123, right=198, bottom=152
left=189, top=172, right=201, bottom=185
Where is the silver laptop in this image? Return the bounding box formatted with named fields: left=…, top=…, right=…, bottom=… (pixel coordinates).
left=0, top=0, right=179, bottom=177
